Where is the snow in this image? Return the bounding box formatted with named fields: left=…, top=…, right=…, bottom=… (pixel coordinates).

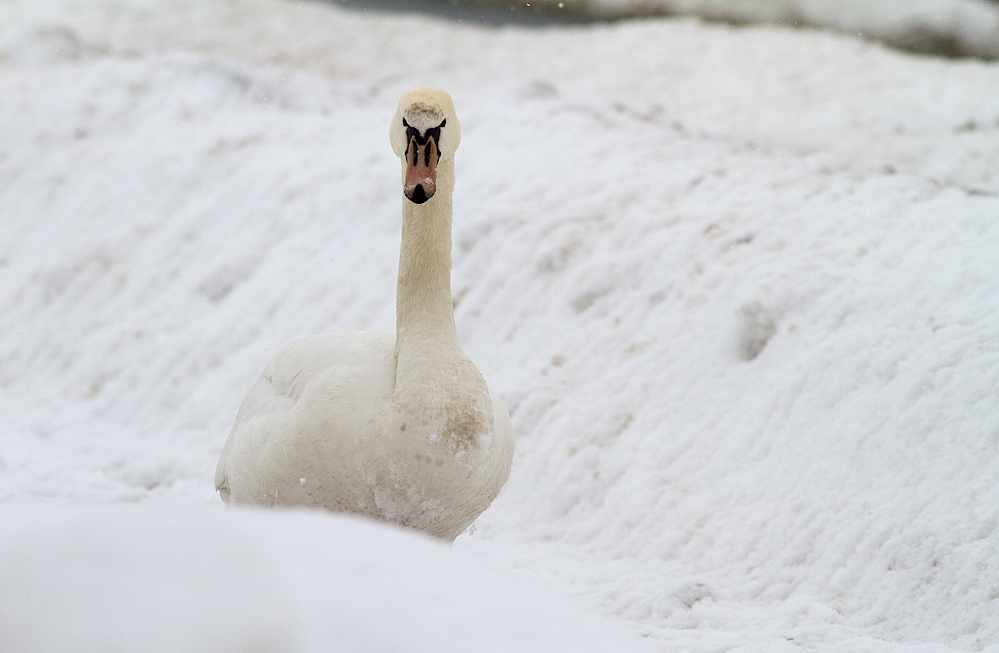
left=1, top=0, right=998, bottom=651
left=0, top=504, right=650, bottom=653
left=574, top=0, right=999, bottom=59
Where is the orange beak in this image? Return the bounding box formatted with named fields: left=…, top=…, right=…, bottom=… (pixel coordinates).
left=404, top=134, right=439, bottom=204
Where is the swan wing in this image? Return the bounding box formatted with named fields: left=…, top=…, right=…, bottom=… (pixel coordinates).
left=214, top=331, right=396, bottom=497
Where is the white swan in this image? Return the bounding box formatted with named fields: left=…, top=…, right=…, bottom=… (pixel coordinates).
left=214, top=89, right=514, bottom=541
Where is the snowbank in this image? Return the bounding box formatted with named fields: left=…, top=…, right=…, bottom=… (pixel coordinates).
left=0, top=504, right=653, bottom=652
left=1, top=1, right=998, bottom=651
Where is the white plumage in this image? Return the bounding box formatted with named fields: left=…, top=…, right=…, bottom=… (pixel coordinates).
left=215, top=89, right=514, bottom=541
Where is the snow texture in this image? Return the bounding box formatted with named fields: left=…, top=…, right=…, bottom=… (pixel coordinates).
left=1, top=0, right=998, bottom=651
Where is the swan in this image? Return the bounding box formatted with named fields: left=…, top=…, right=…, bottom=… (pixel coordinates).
left=214, top=89, right=514, bottom=541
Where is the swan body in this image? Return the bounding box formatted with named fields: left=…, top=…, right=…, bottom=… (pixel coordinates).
left=215, top=89, right=513, bottom=541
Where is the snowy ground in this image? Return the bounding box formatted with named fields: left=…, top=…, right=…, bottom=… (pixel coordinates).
left=1, top=0, right=998, bottom=651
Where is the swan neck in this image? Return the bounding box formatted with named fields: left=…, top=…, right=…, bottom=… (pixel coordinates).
left=395, top=157, right=458, bottom=352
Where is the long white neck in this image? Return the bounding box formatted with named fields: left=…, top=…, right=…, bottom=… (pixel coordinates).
left=392, top=155, right=493, bottom=437
left=395, top=156, right=460, bottom=361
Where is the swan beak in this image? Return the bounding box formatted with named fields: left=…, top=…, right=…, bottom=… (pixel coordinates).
left=404, top=134, right=439, bottom=204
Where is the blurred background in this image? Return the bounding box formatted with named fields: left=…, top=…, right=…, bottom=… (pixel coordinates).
left=328, top=0, right=999, bottom=58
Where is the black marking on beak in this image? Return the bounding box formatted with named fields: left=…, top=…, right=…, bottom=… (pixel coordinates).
left=405, top=120, right=445, bottom=159
left=402, top=118, right=446, bottom=204
left=409, top=184, right=429, bottom=204
left=404, top=144, right=437, bottom=203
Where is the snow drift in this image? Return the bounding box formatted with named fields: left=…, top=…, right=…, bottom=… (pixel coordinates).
left=1, top=1, right=998, bottom=651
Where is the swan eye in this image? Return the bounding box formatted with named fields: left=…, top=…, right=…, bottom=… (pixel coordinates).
left=402, top=118, right=409, bottom=127
left=439, top=119, right=446, bottom=128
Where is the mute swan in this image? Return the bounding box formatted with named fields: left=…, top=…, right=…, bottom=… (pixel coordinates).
left=214, top=89, right=514, bottom=541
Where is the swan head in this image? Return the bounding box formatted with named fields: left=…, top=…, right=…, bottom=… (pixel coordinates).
left=390, top=88, right=461, bottom=205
